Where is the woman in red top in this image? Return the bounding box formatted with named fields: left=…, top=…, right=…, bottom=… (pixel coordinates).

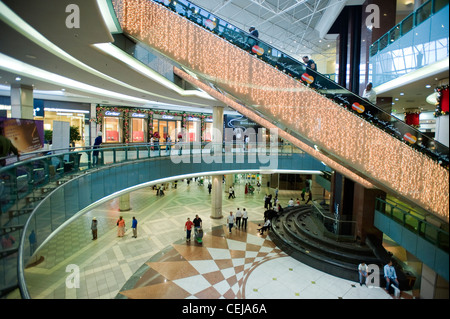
left=117, top=216, right=126, bottom=237
left=184, top=218, right=194, bottom=242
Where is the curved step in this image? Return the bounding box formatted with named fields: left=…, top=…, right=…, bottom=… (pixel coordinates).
left=271, top=206, right=382, bottom=282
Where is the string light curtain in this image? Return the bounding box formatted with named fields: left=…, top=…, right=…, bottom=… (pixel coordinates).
left=112, top=0, right=449, bottom=221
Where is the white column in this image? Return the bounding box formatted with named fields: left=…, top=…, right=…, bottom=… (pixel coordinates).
left=10, top=84, right=34, bottom=119
left=420, top=263, right=449, bottom=299
left=211, top=106, right=224, bottom=219
left=435, top=115, right=449, bottom=147
left=90, top=103, right=98, bottom=146
left=119, top=193, right=131, bottom=212
left=210, top=175, right=223, bottom=219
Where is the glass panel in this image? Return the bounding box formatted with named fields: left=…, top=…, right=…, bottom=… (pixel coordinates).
left=103, top=117, right=122, bottom=143
left=416, top=0, right=432, bottom=25
left=378, top=33, right=389, bottom=51
left=401, top=13, right=414, bottom=35
left=434, top=0, right=448, bottom=12
left=131, top=118, right=147, bottom=143
left=389, top=26, right=401, bottom=44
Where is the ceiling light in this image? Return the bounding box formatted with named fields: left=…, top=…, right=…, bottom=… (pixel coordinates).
left=15, top=77, right=21, bottom=81
left=425, top=84, right=431, bottom=88
left=400, top=92, right=404, bottom=95
left=395, top=98, right=399, bottom=101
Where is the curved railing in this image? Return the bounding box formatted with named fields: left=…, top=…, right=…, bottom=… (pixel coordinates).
left=0, top=140, right=325, bottom=298
left=118, top=0, right=449, bottom=169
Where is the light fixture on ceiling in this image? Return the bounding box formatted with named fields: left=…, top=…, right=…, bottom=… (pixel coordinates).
left=15, top=77, right=21, bottom=81
left=400, top=92, right=404, bottom=95
left=425, top=84, right=432, bottom=88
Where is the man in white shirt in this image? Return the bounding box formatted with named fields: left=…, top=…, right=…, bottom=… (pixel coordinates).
left=358, top=262, right=368, bottom=286
left=362, top=82, right=377, bottom=104
left=258, top=219, right=271, bottom=235
left=288, top=198, right=294, bottom=207
left=235, top=208, right=242, bottom=229
left=227, top=211, right=235, bottom=234
left=242, top=208, right=248, bottom=230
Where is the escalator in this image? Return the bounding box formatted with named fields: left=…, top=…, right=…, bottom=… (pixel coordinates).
left=110, top=0, right=449, bottom=221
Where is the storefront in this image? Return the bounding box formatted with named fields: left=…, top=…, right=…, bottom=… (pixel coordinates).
left=102, top=110, right=123, bottom=143
left=0, top=98, right=90, bottom=147
left=152, top=114, right=182, bottom=142
left=130, top=112, right=148, bottom=143
left=94, top=105, right=213, bottom=144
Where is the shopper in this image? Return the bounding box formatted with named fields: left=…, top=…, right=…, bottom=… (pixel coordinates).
left=362, top=82, right=377, bottom=104
left=235, top=208, right=242, bottom=229
left=131, top=216, right=138, bottom=238
left=227, top=211, right=235, bottom=234
left=91, top=217, right=98, bottom=240
left=257, top=219, right=271, bottom=235
left=242, top=208, right=248, bottom=230
left=92, top=132, right=102, bottom=166
left=358, top=262, right=368, bottom=286
left=185, top=217, right=194, bottom=242
left=117, top=216, right=125, bottom=237
left=384, top=260, right=400, bottom=293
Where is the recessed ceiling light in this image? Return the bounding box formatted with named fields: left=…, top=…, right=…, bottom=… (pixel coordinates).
left=425, top=84, right=431, bottom=88
left=15, top=77, right=21, bottom=81
left=395, top=98, right=399, bottom=101
left=400, top=92, right=404, bottom=95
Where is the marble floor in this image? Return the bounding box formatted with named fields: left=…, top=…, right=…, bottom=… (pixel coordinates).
left=12, top=178, right=396, bottom=300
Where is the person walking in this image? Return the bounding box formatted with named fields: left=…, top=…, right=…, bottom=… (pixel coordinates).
left=242, top=208, right=248, bottom=230
left=117, top=216, right=125, bottom=237
left=92, top=132, right=102, bottom=166
left=91, top=217, right=98, bottom=240
left=235, top=208, right=242, bottom=229
left=305, top=191, right=313, bottom=204
left=193, top=214, right=202, bottom=230
left=131, top=216, right=138, bottom=238
left=185, top=217, right=194, bottom=242
left=208, top=182, right=212, bottom=194
left=301, top=188, right=306, bottom=201
left=227, top=211, right=235, bottom=234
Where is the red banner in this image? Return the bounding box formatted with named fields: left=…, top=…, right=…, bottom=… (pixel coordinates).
left=440, top=87, right=449, bottom=113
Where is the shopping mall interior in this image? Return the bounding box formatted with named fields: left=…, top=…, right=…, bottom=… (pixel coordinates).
left=0, top=0, right=448, bottom=306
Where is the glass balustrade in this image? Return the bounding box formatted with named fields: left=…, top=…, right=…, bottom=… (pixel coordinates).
left=0, top=141, right=309, bottom=297
left=369, top=0, right=448, bottom=57
left=375, top=197, right=449, bottom=252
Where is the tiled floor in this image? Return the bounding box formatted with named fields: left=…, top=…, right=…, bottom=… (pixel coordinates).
left=13, top=178, right=395, bottom=299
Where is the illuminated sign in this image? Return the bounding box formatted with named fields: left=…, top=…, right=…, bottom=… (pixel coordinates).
left=105, top=110, right=121, bottom=116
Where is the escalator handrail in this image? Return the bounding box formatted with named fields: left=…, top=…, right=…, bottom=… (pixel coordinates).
left=144, top=0, right=449, bottom=168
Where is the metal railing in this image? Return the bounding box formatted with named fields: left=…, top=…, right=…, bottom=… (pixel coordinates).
left=309, top=200, right=357, bottom=242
